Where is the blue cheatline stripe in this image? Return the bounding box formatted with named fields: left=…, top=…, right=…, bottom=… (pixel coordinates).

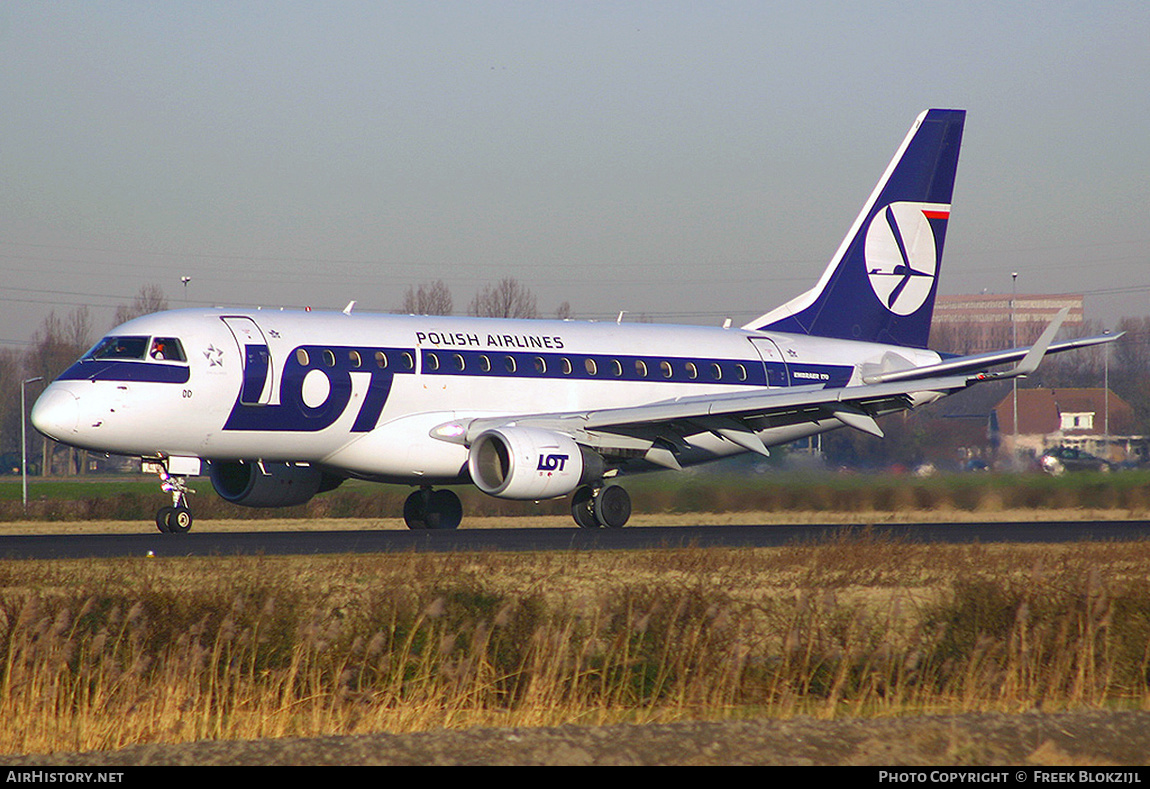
left=416, top=348, right=852, bottom=389
left=58, top=359, right=191, bottom=384
left=420, top=348, right=768, bottom=386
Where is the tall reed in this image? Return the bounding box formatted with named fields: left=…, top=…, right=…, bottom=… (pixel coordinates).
left=1, top=539, right=1149, bottom=755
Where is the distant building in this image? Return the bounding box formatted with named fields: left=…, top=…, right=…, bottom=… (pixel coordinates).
left=931, top=294, right=1084, bottom=354
left=993, top=387, right=1146, bottom=463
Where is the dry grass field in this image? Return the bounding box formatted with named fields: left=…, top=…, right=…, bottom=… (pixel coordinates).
left=1, top=525, right=1148, bottom=757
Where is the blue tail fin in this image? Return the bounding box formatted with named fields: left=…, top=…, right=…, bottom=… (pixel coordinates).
left=745, top=109, right=965, bottom=348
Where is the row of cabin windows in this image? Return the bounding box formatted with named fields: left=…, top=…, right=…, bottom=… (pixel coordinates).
left=295, top=348, right=415, bottom=370
left=294, top=347, right=749, bottom=382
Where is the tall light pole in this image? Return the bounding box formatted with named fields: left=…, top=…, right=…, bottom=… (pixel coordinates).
left=1103, top=331, right=1111, bottom=460
left=21, top=376, right=43, bottom=512
left=181, top=276, right=191, bottom=303
left=1011, top=272, right=1019, bottom=467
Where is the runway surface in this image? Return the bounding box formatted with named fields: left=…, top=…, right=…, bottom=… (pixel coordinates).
left=0, top=520, right=1146, bottom=560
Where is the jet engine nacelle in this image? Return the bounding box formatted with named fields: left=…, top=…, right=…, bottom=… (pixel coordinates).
left=468, top=427, right=604, bottom=500
left=209, top=460, right=342, bottom=508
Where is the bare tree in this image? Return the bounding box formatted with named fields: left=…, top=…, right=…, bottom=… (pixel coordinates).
left=1108, top=316, right=1150, bottom=432
left=26, top=307, right=93, bottom=476
left=0, top=348, right=20, bottom=457
left=114, top=284, right=169, bottom=326
left=27, top=308, right=92, bottom=376
left=400, top=280, right=454, bottom=315
left=468, top=278, right=539, bottom=319
left=555, top=301, right=573, bottom=320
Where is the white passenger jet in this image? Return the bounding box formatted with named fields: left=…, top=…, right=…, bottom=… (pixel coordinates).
left=31, top=109, right=1116, bottom=533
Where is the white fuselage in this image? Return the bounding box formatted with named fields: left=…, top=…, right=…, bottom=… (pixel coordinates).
left=32, top=308, right=944, bottom=484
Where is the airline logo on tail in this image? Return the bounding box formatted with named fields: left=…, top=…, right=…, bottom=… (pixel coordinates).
left=745, top=108, right=964, bottom=348
left=864, top=201, right=950, bottom=316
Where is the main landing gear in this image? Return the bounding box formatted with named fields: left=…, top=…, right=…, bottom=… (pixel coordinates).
left=571, top=484, right=631, bottom=529
left=403, top=487, right=463, bottom=530
left=155, top=471, right=195, bottom=534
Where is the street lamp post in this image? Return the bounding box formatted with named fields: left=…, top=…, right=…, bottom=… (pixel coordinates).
left=21, top=376, right=44, bottom=511
left=1011, top=273, right=1018, bottom=466
left=1104, top=332, right=1111, bottom=460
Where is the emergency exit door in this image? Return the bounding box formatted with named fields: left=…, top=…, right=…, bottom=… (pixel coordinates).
left=749, top=337, right=790, bottom=388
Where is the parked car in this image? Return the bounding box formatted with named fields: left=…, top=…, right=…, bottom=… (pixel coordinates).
left=0, top=452, right=39, bottom=476
left=1040, top=446, right=1112, bottom=475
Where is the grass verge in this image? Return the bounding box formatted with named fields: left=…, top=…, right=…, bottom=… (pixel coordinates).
left=5, top=470, right=1150, bottom=523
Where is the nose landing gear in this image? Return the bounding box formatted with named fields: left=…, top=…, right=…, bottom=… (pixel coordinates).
left=155, top=471, right=195, bottom=533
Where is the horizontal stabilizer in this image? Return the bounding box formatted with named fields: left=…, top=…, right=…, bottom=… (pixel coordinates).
left=862, top=328, right=1120, bottom=386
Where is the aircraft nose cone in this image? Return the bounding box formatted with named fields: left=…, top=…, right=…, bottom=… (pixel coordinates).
left=31, top=387, right=79, bottom=441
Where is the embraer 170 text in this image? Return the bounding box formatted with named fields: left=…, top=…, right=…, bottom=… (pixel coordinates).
left=32, top=110, right=1117, bottom=532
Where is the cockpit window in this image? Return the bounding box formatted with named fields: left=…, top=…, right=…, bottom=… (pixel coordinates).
left=149, top=337, right=186, bottom=362
left=87, top=336, right=150, bottom=360
left=84, top=336, right=187, bottom=363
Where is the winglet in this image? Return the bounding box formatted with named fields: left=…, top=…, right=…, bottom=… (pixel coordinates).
left=973, top=306, right=1069, bottom=382
left=1012, top=307, right=1069, bottom=377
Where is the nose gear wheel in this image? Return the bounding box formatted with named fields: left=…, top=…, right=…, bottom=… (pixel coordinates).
left=154, top=469, right=196, bottom=534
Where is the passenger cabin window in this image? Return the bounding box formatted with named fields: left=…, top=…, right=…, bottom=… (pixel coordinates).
left=149, top=337, right=186, bottom=363
left=88, top=336, right=149, bottom=361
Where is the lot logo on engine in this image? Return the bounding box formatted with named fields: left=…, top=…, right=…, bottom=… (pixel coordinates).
left=537, top=453, right=569, bottom=473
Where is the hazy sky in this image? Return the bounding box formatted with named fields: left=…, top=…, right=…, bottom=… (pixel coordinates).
left=2, top=1, right=1148, bottom=348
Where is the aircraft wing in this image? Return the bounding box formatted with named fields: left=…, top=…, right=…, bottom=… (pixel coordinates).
left=439, top=310, right=1122, bottom=466
left=454, top=372, right=970, bottom=465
